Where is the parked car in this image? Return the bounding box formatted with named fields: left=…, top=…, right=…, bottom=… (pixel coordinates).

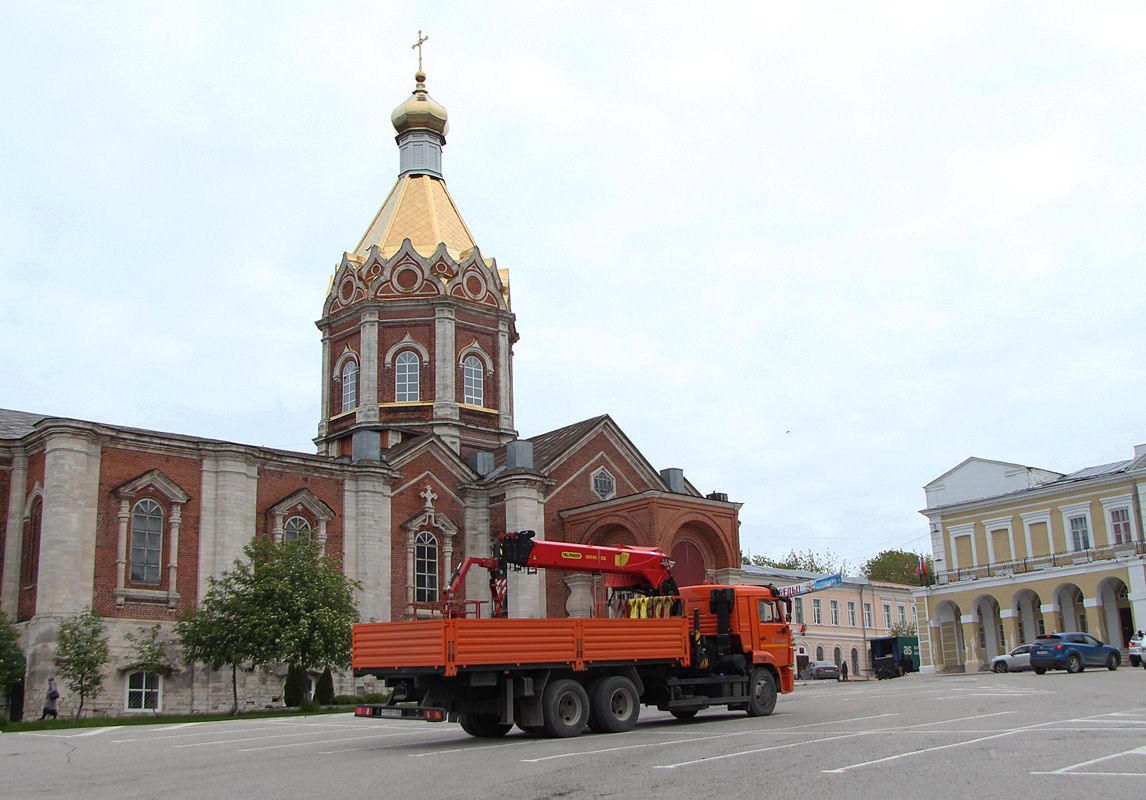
left=1029, top=632, right=1120, bottom=674
left=1129, top=630, right=1143, bottom=667
left=990, top=644, right=1033, bottom=673
left=800, top=661, right=841, bottom=680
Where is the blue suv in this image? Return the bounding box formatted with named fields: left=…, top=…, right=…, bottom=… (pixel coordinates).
left=1029, top=632, right=1120, bottom=674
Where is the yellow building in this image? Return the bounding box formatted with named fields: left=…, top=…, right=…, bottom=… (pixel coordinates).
left=915, top=445, right=1146, bottom=673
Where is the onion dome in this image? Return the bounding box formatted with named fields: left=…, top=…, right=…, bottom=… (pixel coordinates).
left=391, top=71, right=449, bottom=136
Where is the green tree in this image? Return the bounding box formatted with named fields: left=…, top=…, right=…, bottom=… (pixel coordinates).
left=123, top=625, right=179, bottom=675
left=0, top=611, right=25, bottom=692
left=175, top=569, right=257, bottom=714
left=862, top=550, right=933, bottom=585
left=176, top=536, right=360, bottom=712
left=246, top=535, right=361, bottom=677
left=889, top=621, right=917, bottom=637
left=55, top=607, right=109, bottom=719
left=741, top=548, right=850, bottom=575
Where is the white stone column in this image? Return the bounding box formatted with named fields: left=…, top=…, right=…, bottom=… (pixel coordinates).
left=167, top=505, right=182, bottom=609
left=501, top=475, right=547, bottom=619
left=1126, top=564, right=1146, bottom=635
left=115, top=498, right=130, bottom=605
left=345, top=468, right=392, bottom=623
left=960, top=614, right=981, bottom=672
left=462, top=489, right=492, bottom=614
left=318, top=331, right=332, bottom=441
left=563, top=574, right=594, bottom=619
left=498, top=319, right=514, bottom=434
left=357, top=309, right=380, bottom=423
left=433, top=306, right=458, bottom=420
left=1, top=453, right=28, bottom=614
left=197, top=452, right=259, bottom=601
left=38, top=430, right=101, bottom=614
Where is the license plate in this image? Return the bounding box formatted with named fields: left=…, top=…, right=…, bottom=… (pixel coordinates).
left=375, top=708, right=402, bottom=718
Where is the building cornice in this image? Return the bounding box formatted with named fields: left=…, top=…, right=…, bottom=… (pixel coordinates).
left=920, top=470, right=1143, bottom=520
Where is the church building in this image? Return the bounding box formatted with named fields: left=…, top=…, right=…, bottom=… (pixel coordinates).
left=0, top=68, right=742, bottom=717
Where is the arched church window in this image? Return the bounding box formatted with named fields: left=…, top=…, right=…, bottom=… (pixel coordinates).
left=816, top=645, right=825, bottom=661
left=341, top=360, right=358, bottom=413
left=415, top=531, right=438, bottom=602
left=131, top=499, right=163, bottom=585
left=463, top=356, right=483, bottom=406
left=396, top=351, right=420, bottom=403
left=284, top=516, right=312, bottom=543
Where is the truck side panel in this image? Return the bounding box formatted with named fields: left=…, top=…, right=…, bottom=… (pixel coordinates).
left=354, top=618, right=689, bottom=676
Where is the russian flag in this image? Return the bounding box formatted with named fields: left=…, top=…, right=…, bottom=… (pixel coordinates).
left=916, top=555, right=926, bottom=578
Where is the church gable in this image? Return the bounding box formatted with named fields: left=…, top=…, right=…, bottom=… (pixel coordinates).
left=372, top=241, right=446, bottom=300
left=447, top=248, right=505, bottom=309
left=324, top=253, right=368, bottom=316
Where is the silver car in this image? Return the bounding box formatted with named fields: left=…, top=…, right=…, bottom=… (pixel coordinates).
left=1129, top=631, right=1143, bottom=667
left=990, top=644, right=1033, bottom=673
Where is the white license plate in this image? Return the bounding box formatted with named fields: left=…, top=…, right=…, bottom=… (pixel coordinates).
left=375, top=707, right=402, bottom=718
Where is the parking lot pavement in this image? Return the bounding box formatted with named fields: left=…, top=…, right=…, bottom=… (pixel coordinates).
left=5, top=670, right=1146, bottom=799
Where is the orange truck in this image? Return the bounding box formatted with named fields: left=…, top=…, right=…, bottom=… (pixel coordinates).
left=353, top=531, right=795, bottom=738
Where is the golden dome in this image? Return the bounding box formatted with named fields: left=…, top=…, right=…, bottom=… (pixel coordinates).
left=391, top=71, right=449, bottom=136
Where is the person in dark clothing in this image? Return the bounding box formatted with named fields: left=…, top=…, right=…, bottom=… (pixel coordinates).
left=840, top=661, right=849, bottom=682
left=40, top=678, right=60, bottom=720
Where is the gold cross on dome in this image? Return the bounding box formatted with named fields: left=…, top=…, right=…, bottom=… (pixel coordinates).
left=412, top=30, right=429, bottom=72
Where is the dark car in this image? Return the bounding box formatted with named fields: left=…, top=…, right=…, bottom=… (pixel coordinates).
left=1029, top=632, right=1120, bottom=674
left=800, top=661, right=841, bottom=680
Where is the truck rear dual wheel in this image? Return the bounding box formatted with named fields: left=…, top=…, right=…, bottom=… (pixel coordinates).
left=747, top=668, right=777, bottom=717
left=587, top=676, right=640, bottom=734
left=542, top=679, right=590, bottom=738
left=458, top=712, right=512, bottom=738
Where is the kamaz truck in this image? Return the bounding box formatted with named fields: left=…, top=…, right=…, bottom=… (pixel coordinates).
left=353, top=531, right=795, bottom=737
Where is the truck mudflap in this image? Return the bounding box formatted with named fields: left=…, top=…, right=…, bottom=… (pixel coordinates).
left=355, top=703, right=447, bottom=722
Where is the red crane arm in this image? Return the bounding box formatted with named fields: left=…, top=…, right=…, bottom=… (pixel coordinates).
left=499, top=531, right=678, bottom=596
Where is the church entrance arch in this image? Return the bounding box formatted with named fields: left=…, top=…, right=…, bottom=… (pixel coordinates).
left=670, top=541, right=706, bottom=587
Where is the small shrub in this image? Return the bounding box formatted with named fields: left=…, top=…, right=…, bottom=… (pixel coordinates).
left=315, top=667, right=334, bottom=705
left=299, top=699, right=321, bottom=713
left=283, top=664, right=305, bottom=707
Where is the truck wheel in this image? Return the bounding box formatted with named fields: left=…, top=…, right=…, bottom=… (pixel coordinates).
left=542, top=679, right=589, bottom=738
left=587, top=676, right=640, bottom=734
left=458, top=712, right=512, bottom=738
left=746, top=669, right=777, bottom=717
left=670, top=709, right=698, bottom=720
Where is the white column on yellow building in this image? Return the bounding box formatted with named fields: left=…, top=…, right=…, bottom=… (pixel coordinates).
left=1083, top=598, right=1105, bottom=640
left=999, top=609, right=1020, bottom=651
left=1127, top=564, right=1146, bottom=634
left=960, top=614, right=981, bottom=670
left=1040, top=602, right=1058, bottom=635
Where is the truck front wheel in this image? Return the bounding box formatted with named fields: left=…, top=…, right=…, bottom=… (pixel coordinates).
left=542, top=679, right=590, bottom=738
left=587, top=675, right=640, bottom=733
left=746, top=669, right=777, bottom=717
left=458, top=712, right=512, bottom=738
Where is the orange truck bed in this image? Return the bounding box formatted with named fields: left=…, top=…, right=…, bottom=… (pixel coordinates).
left=354, top=617, right=689, bottom=677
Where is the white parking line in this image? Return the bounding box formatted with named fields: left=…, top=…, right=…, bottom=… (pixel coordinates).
left=1031, top=745, right=1146, bottom=776
left=239, top=730, right=425, bottom=751
left=654, top=732, right=872, bottom=770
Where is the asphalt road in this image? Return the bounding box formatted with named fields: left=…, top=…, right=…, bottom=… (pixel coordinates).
left=5, top=668, right=1146, bottom=799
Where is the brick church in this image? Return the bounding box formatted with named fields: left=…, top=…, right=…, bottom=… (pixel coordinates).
left=0, top=68, right=742, bottom=717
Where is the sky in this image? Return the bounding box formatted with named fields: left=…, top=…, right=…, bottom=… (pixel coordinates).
left=3, top=2, right=1144, bottom=570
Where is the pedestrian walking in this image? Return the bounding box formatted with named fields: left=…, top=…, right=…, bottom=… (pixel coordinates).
left=840, top=661, right=849, bottom=682
left=40, top=677, right=60, bottom=720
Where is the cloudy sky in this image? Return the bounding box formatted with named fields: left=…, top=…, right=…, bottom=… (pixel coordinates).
left=3, top=2, right=1144, bottom=569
